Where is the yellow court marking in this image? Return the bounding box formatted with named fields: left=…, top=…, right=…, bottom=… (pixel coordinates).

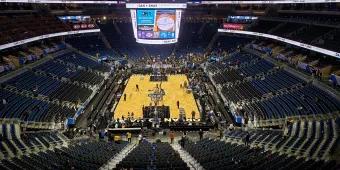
left=114, top=74, right=200, bottom=120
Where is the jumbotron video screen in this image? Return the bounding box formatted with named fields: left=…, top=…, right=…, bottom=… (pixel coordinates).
left=130, top=9, right=182, bottom=44
left=137, top=9, right=176, bottom=39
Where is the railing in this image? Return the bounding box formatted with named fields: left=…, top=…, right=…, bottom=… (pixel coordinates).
left=100, top=143, right=137, bottom=170
left=0, top=118, right=60, bottom=130
left=218, top=29, right=340, bottom=59
left=0, top=29, right=100, bottom=50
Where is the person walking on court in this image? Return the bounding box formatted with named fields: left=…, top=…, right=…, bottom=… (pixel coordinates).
left=169, top=131, right=175, bottom=144
left=176, top=101, right=180, bottom=109
left=136, top=84, right=139, bottom=91
left=124, top=93, right=127, bottom=101
left=127, top=132, right=132, bottom=143
left=191, top=111, right=196, bottom=121
left=183, top=81, right=187, bottom=88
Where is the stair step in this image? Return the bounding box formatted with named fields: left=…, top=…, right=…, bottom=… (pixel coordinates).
left=171, top=143, right=205, bottom=170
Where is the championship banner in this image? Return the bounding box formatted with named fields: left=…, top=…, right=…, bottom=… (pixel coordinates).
left=73, top=23, right=95, bottom=29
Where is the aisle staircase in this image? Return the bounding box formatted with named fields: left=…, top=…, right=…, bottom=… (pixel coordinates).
left=206, top=32, right=219, bottom=51
left=100, top=143, right=137, bottom=170
left=171, top=143, right=205, bottom=170
left=100, top=32, right=112, bottom=49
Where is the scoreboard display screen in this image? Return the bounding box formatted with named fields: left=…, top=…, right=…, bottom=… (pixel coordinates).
left=137, top=9, right=176, bottom=39
left=130, top=8, right=183, bottom=44
left=127, top=2, right=186, bottom=44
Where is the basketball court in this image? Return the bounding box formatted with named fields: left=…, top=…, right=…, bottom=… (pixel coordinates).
left=113, top=74, right=200, bottom=120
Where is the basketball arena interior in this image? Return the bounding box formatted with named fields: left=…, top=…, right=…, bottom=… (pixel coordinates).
left=0, top=0, right=340, bottom=169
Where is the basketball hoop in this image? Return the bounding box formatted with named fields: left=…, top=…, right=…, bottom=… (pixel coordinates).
left=148, top=90, right=165, bottom=102
left=148, top=85, right=166, bottom=127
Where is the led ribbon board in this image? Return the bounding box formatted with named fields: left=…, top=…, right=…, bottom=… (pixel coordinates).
left=126, top=3, right=187, bottom=9
left=218, top=29, right=340, bottom=59
left=0, top=29, right=100, bottom=50
left=1, top=0, right=339, bottom=4
left=128, top=3, right=186, bottom=45
left=201, top=0, right=340, bottom=4
left=0, top=0, right=119, bottom=3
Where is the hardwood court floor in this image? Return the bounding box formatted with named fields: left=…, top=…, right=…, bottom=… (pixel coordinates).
left=114, top=74, right=200, bottom=120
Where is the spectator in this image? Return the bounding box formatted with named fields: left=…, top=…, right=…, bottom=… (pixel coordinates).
left=23, top=109, right=31, bottom=121
left=219, top=128, right=223, bottom=140
left=229, top=124, right=234, bottom=131
left=2, top=98, right=7, bottom=110
left=318, top=71, right=322, bottom=80
left=91, top=104, right=94, bottom=112
left=199, top=129, right=203, bottom=140
left=283, top=125, right=289, bottom=140
left=180, top=134, right=186, bottom=148
left=127, top=132, right=132, bottom=143
left=2, top=98, right=7, bottom=105
left=315, top=96, right=320, bottom=103
left=33, top=84, right=39, bottom=92
left=244, top=132, right=250, bottom=146
left=169, top=131, right=175, bottom=144
left=138, top=133, right=143, bottom=144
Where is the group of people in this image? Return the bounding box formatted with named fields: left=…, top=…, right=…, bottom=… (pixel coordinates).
left=122, top=84, right=140, bottom=102
left=108, top=117, right=144, bottom=129
left=113, top=129, right=206, bottom=147
left=172, top=129, right=205, bottom=146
